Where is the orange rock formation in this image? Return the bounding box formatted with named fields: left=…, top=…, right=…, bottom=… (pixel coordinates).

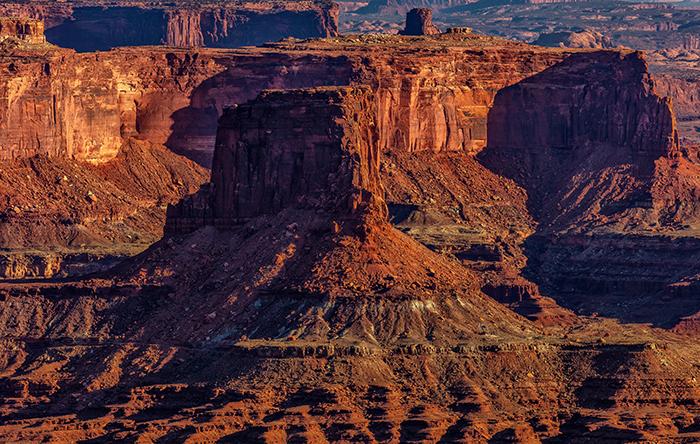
left=0, top=19, right=700, bottom=443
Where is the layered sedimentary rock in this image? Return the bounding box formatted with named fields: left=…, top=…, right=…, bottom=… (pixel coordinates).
left=2, top=33, right=700, bottom=442
left=0, top=45, right=222, bottom=163
left=650, top=55, right=700, bottom=143
left=165, top=35, right=700, bottom=332
left=211, top=88, right=383, bottom=222
left=488, top=51, right=678, bottom=160
left=167, top=34, right=573, bottom=227
left=2, top=33, right=565, bottom=167
left=0, top=1, right=339, bottom=52
left=479, top=48, right=700, bottom=331
left=482, top=50, right=681, bottom=229
left=0, top=43, right=212, bottom=276
left=0, top=47, right=122, bottom=163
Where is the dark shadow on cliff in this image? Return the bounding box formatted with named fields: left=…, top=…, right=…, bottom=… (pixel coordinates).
left=45, top=7, right=165, bottom=52
left=477, top=51, right=700, bottom=329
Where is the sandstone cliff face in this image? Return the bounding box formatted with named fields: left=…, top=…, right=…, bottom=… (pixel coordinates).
left=211, top=88, right=383, bottom=222
left=306, top=37, right=570, bottom=155
left=2, top=29, right=700, bottom=442
left=399, top=8, right=440, bottom=35
left=0, top=43, right=357, bottom=165
left=39, top=35, right=566, bottom=167
left=0, top=1, right=339, bottom=52
left=197, top=4, right=340, bottom=48
left=487, top=51, right=678, bottom=160
left=0, top=49, right=122, bottom=163
left=482, top=50, right=681, bottom=230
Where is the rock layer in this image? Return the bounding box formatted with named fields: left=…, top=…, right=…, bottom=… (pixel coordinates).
left=534, top=29, right=613, bottom=49
left=0, top=47, right=122, bottom=163
left=2, top=35, right=700, bottom=442
left=211, top=88, right=383, bottom=222
left=0, top=33, right=566, bottom=166
left=1, top=30, right=700, bottom=442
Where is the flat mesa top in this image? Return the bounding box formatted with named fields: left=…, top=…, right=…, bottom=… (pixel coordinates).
left=0, top=30, right=635, bottom=62
left=256, top=33, right=632, bottom=55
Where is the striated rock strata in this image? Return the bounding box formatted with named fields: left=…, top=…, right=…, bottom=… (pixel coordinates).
left=482, top=50, right=682, bottom=230
left=480, top=49, right=700, bottom=330
left=1, top=41, right=700, bottom=441
left=0, top=33, right=571, bottom=166
left=0, top=18, right=45, bottom=44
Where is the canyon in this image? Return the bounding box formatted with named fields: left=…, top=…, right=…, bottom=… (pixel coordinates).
left=0, top=6, right=699, bottom=443
left=0, top=0, right=339, bottom=52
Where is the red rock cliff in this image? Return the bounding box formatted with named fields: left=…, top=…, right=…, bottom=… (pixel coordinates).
left=210, top=87, right=384, bottom=222
left=0, top=18, right=45, bottom=44
left=0, top=49, right=122, bottom=162
left=481, top=50, right=682, bottom=229
left=487, top=51, right=678, bottom=159
left=94, top=36, right=568, bottom=166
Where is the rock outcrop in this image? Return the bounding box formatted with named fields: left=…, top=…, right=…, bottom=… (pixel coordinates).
left=0, top=48, right=122, bottom=163
left=211, top=88, right=384, bottom=222
left=2, top=33, right=562, bottom=167
left=0, top=1, right=339, bottom=52
left=488, top=51, right=678, bottom=159
left=0, top=17, right=45, bottom=44
left=399, top=8, right=440, bottom=35
left=482, top=50, right=681, bottom=229
left=0, top=17, right=698, bottom=442
left=534, top=29, right=614, bottom=49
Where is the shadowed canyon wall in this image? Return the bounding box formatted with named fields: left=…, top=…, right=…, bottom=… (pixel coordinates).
left=481, top=50, right=681, bottom=228
left=0, top=1, right=339, bottom=52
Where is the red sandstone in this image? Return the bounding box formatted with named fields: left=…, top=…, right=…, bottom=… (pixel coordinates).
left=0, top=17, right=699, bottom=444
